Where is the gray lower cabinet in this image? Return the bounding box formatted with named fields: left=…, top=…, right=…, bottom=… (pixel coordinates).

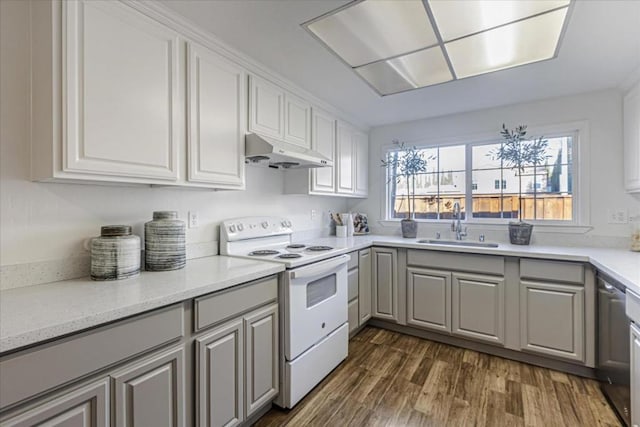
left=372, top=247, right=398, bottom=321
left=111, top=345, right=186, bottom=427
left=196, top=319, right=244, bottom=427
left=631, top=322, right=640, bottom=427
left=195, top=303, right=278, bottom=427
left=348, top=299, right=359, bottom=334
left=358, top=249, right=372, bottom=324
left=244, top=304, right=279, bottom=418
left=1, top=378, right=109, bottom=427
left=347, top=264, right=359, bottom=334
left=520, top=280, right=585, bottom=362
left=407, top=267, right=451, bottom=333
left=451, top=272, right=505, bottom=345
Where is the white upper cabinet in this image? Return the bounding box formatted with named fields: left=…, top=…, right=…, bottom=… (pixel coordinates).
left=354, top=129, right=369, bottom=197
left=62, top=0, right=181, bottom=181
left=187, top=42, right=245, bottom=188
left=624, top=81, right=640, bottom=193
left=248, top=75, right=311, bottom=149
left=248, top=75, right=285, bottom=140
left=336, top=121, right=355, bottom=194
left=284, top=94, right=312, bottom=149
left=310, top=109, right=337, bottom=194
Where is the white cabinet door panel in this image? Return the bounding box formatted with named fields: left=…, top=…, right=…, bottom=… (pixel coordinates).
left=64, top=0, right=179, bottom=180
left=354, top=130, right=369, bottom=196
left=624, top=82, right=640, bottom=193
left=310, top=109, right=336, bottom=193
left=336, top=122, right=355, bottom=194
left=187, top=42, right=245, bottom=187
left=284, top=95, right=311, bottom=149
left=248, top=75, right=284, bottom=139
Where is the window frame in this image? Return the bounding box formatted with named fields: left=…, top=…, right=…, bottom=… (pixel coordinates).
left=381, top=121, right=590, bottom=229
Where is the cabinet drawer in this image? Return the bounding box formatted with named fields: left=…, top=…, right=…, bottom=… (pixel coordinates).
left=520, top=259, right=584, bottom=284
left=194, top=276, right=277, bottom=332
left=348, top=267, right=359, bottom=301
left=0, top=304, right=184, bottom=410
left=347, top=251, right=359, bottom=270
left=408, top=250, right=504, bottom=276
left=627, top=288, right=640, bottom=324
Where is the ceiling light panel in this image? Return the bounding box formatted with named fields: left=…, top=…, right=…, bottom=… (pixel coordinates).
left=445, top=8, right=568, bottom=79
left=355, top=47, right=453, bottom=95
left=306, top=0, right=438, bottom=67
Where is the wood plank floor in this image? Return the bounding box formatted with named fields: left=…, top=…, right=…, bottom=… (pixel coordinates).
left=255, top=326, right=622, bottom=427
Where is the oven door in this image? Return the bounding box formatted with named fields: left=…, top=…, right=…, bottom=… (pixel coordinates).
left=284, top=254, right=349, bottom=361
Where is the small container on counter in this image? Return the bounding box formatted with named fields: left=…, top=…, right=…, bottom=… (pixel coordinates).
left=145, top=211, right=186, bottom=271
left=336, top=225, right=347, bottom=238
left=90, top=225, right=141, bottom=281
left=631, top=223, right=640, bottom=252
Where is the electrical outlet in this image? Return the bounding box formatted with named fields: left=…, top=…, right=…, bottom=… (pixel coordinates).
left=607, top=209, right=628, bottom=224
left=310, top=209, right=317, bottom=220
left=188, top=211, right=199, bottom=228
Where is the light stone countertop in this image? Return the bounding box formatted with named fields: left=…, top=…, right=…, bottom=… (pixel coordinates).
left=2, top=236, right=638, bottom=354
left=0, top=256, right=284, bottom=353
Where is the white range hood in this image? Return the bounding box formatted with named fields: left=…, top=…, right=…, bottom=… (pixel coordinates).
left=245, top=133, right=332, bottom=169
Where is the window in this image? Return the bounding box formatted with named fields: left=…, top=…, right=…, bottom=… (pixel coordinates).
left=386, top=133, right=575, bottom=222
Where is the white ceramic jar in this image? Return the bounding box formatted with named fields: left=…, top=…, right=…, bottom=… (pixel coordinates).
left=145, top=211, right=186, bottom=271
left=90, top=225, right=140, bottom=281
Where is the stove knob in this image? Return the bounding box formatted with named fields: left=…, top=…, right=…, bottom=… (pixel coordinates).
left=261, top=221, right=269, bottom=229
left=237, top=224, right=244, bottom=231
left=281, top=221, right=287, bottom=227
left=229, top=225, right=237, bottom=233
left=286, top=220, right=292, bottom=227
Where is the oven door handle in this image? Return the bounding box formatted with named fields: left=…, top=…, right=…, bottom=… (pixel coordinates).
left=291, top=254, right=350, bottom=280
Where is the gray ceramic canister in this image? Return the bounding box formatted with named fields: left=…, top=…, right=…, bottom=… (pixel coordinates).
left=90, top=225, right=141, bottom=281
left=145, top=211, right=186, bottom=271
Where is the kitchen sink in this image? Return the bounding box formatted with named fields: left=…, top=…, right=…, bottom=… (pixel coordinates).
left=417, top=239, right=499, bottom=248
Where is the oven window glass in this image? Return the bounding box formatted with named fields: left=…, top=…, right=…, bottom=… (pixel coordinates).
left=307, top=274, right=337, bottom=308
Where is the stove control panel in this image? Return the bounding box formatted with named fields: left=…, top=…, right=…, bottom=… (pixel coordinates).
left=221, top=217, right=293, bottom=242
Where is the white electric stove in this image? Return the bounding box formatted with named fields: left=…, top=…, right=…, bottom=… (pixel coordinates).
left=220, top=217, right=349, bottom=408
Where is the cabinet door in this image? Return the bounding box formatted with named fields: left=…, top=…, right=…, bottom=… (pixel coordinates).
left=624, top=82, right=640, bottom=192
left=348, top=299, right=359, bottom=334
left=248, top=75, right=284, bottom=139
left=598, top=287, right=630, bottom=370
left=407, top=268, right=451, bottom=333
left=354, top=130, right=369, bottom=197
left=1, top=379, right=109, bottom=427
left=348, top=267, right=359, bottom=301
left=111, top=345, right=185, bottom=427
left=336, top=122, right=355, bottom=194
left=520, top=281, right=584, bottom=362
left=372, top=248, right=398, bottom=321
left=283, top=94, right=311, bottom=149
left=244, top=304, right=279, bottom=418
left=631, top=323, right=640, bottom=427
left=187, top=42, right=245, bottom=187
left=195, top=319, right=244, bottom=427
left=310, top=109, right=336, bottom=193
left=452, top=273, right=505, bottom=345
left=358, top=249, right=372, bottom=325
left=64, top=1, right=179, bottom=181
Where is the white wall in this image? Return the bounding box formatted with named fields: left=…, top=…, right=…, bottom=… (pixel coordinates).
left=350, top=89, right=640, bottom=244
left=0, top=0, right=347, bottom=269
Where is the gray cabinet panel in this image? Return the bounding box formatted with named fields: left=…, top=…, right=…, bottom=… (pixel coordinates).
left=347, top=267, right=359, bottom=301
left=195, top=276, right=277, bottom=331
left=520, top=281, right=584, bottom=362
left=407, top=250, right=504, bottom=276
left=407, top=268, right=451, bottom=333
left=520, top=259, right=584, bottom=284
left=358, top=249, right=372, bottom=325
left=111, top=345, right=185, bottom=427
left=1, top=378, right=109, bottom=427
left=348, top=299, right=359, bottom=333
left=244, top=304, right=278, bottom=418
left=347, top=251, right=359, bottom=270
left=0, top=304, right=184, bottom=409
left=196, top=318, right=243, bottom=427
left=598, top=288, right=630, bottom=370
left=631, top=323, right=640, bottom=427
left=452, top=273, right=505, bottom=345
left=372, top=248, right=398, bottom=321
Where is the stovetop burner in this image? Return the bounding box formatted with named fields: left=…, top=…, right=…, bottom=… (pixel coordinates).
left=248, top=250, right=279, bottom=256
left=286, top=244, right=306, bottom=249
left=307, top=245, right=333, bottom=252
left=277, top=253, right=302, bottom=259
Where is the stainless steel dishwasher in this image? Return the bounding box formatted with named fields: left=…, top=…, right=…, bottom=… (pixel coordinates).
left=597, top=275, right=631, bottom=426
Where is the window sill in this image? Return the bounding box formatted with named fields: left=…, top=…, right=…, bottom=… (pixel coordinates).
left=377, top=220, right=593, bottom=234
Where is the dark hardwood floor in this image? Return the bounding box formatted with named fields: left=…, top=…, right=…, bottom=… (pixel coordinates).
left=255, top=326, right=621, bottom=427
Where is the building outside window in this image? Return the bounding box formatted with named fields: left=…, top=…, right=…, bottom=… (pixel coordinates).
left=385, top=134, right=574, bottom=222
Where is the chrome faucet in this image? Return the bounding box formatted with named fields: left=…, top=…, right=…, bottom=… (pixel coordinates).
left=451, top=202, right=467, bottom=240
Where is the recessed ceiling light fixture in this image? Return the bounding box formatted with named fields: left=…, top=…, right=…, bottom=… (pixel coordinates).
left=303, top=0, right=574, bottom=96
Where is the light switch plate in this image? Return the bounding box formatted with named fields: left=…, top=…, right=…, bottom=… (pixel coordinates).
left=188, top=211, right=199, bottom=228
left=606, top=209, right=628, bottom=224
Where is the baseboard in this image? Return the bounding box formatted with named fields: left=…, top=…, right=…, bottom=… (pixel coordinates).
left=367, top=319, right=597, bottom=379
